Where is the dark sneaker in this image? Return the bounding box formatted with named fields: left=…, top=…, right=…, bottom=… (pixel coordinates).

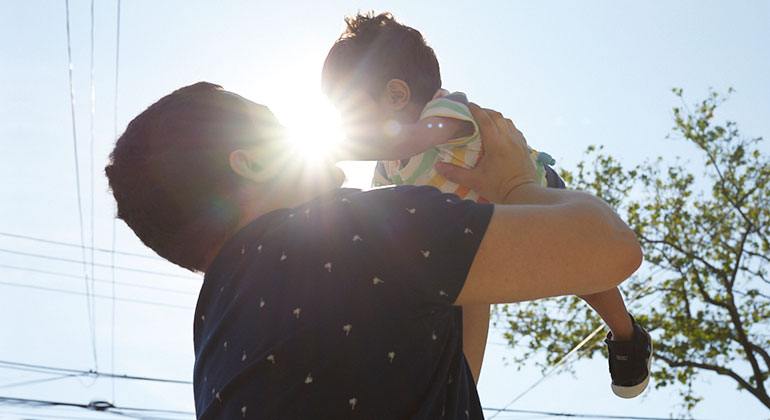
left=604, top=315, right=653, bottom=398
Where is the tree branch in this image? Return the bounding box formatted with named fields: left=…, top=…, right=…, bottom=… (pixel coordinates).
left=740, top=265, right=770, bottom=287
left=725, top=291, right=768, bottom=395
left=745, top=249, right=770, bottom=265
left=729, top=225, right=751, bottom=290
left=692, top=136, right=756, bottom=231
left=681, top=284, right=693, bottom=319
left=684, top=265, right=729, bottom=310
left=656, top=353, right=770, bottom=408
left=641, top=234, right=725, bottom=279
left=734, top=288, right=770, bottom=301
left=748, top=342, right=770, bottom=373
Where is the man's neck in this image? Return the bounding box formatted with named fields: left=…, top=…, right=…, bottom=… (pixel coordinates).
left=201, top=177, right=345, bottom=272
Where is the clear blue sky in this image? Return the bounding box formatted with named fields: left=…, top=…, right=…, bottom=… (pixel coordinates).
left=1, top=1, right=768, bottom=419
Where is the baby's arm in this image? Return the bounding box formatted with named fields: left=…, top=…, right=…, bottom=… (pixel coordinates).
left=395, top=116, right=475, bottom=159
left=335, top=116, right=474, bottom=161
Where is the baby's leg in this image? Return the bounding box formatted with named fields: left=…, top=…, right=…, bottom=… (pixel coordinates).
left=579, top=289, right=634, bottom=340
left=544, top=165, right=633, bottom=340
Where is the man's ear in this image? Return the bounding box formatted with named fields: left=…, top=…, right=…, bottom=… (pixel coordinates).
left=230, top=148, right=268, bottom=183
left=383, top=79, right=411, bottom=110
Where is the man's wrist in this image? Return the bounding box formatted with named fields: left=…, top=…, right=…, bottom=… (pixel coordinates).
left=500, top=182, right=544, bottom=205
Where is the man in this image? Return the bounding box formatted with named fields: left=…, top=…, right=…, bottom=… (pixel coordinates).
left=105, top=82, right=642, bottom=419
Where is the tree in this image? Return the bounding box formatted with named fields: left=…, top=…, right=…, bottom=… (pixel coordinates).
left=494, top=89, right=770, bottom=413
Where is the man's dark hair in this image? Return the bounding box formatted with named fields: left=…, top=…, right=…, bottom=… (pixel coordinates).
left=321, top=11, right=441, bottom=105
left=105, top=82, right=280, bottom=273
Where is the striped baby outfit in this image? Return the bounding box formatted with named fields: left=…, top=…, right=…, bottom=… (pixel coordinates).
left=372, top=89, right=552, bottom=202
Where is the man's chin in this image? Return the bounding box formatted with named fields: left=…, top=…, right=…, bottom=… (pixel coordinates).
left=291, top=162, right=346, bottom=195
left=312, top=164, right=346, bottom=193
left=331, top=165, right=346, bottom=187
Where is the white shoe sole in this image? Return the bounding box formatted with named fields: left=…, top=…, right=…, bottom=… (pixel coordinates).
left=611, top=333, right=653, bottom=399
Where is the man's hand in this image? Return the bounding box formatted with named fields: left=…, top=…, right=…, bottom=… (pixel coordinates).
left=434, top=104, right=538, bottom=203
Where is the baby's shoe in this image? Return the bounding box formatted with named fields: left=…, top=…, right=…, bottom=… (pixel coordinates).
left=604, top=314, right=653, bottom=398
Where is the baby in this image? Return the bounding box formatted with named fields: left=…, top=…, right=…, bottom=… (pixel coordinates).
left=321, top=11, right=652, bottom=398
left=321, top=15, right=556, bottom=201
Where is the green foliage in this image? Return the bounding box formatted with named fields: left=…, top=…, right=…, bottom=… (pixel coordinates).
left=494, top=89, right=770, bottom=413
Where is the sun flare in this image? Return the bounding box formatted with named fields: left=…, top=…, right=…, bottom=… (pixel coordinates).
left=281, top=97, right=345, bottom=163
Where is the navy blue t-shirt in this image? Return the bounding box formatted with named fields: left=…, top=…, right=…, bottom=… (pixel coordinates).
left=193, top=185, right=494, bottom=419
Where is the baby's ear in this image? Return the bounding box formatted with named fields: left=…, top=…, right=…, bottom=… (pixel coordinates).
left=384, top=79, right=411, bottom=110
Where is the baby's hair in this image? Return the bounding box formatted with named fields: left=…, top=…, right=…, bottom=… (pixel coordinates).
left=322, top=11, right=441, bottom=105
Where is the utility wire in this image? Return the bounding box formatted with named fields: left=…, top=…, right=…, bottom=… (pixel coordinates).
left=0, top=280, right=193, bottom=311
left=88, top=0, right=99, bottom=374
left=0, top=395, right=194, bottom=418
left=0, top=361, right=192, bottom=385
left=0, top=409, right=123, bottom=420
left=488, top=281, right=657, bottom=419
left=106, top=410, right=191, bottom=420
left=64, top=0, right=98, bottom=372
left=0, top=264, right=196, bottom=296
left=487, top=323, right=607, bottom=420
left=0, top=373, right=86, bottom=391
left=0, top=396, right=722, bottom=420
left=482, top=407, right=722, bottom=420
left=0, top=248, right=199, bottom=280
left=112, top=0, right=122, bottom=406
left=0, top=232, right=162, bottom=261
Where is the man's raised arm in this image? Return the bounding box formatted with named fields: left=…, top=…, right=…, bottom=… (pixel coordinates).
left=435, top=104, right=642, bottom=306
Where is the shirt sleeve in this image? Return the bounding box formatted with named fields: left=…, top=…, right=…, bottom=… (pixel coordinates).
left=420, top=93, right=480, bottom=149
left=544, top=165, right=566, bottom=189
left=349, top=186, right=494, bottom=308
left=422, top=92, right=553, bottom=188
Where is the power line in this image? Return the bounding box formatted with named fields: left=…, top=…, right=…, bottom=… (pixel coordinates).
left=488, top=281, right=659, bottom=419
left=88, top=0, right=98, bottom=375
left=487, top=323, right=607, bottom=420
left=0, top=248, right=200, bottom=280
left=104, top=410, right=191, bottom=420
left=0, top=373, right=86, bottom=391
left=1, top=397, right=723, bottom=420
left=112, top=0, right=122, bottom=405
left=0, top=280, right=193, bottom=311
left=482, top=407, right=721, bottom=420
left=64, top=0, right=98, bottom=373
left=0, top=232, right=162, bottom=261
left=0, top=395, right=194, bottom=418
left=0, top=361, right=192, bottom=385
left=0, top=409, right=121, bottom=420
left=0, top=264, right=196, bottom=296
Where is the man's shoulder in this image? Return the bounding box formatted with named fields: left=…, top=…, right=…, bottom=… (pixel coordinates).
left=300, top=186, right=492, bottom=241
left=347, top=185, right=448, bottom=204
left=340, top=186, right=492, bottom=222
left=314, top=186, right=471, bottom=218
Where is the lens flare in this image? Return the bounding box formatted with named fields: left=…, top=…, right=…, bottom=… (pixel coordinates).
left=383, top=120, right=401, bottom=137
left=280, top=99, right=345, bottom=163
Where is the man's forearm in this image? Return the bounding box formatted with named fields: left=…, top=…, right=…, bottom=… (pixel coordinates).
left=495, top=168, right=634, bottom=340
left=502, top=182, right=581, bottom=205
left=503, top=184, right=623, bottom=229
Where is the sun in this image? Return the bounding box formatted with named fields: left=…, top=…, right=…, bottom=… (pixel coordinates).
left=280, top=96, right=345, bottom=163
